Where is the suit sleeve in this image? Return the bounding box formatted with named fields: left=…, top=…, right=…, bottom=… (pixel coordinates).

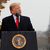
left=1, top=19, right=6, bottom=31
left=0, top=19, right=4, bottom=39
left=27, top=17, right=35, bottom=31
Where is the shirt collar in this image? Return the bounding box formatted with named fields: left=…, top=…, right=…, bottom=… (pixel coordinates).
left=13, top=15, right=20, bottom=23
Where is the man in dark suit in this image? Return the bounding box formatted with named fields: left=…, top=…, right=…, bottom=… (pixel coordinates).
left=0, top=3, right=38, bottom=50
left=1, top=3, right=34, bottom=31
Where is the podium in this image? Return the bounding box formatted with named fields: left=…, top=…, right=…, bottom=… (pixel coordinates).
left=1, top=31, right=38, bottom=50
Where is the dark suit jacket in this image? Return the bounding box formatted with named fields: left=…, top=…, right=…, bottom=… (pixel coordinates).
left=1, top=15, right=34, bottom=31
left=0, top=15, right=38, bottom=50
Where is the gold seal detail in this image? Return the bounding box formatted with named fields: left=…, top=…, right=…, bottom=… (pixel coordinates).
left=12, top=34, right=26, bottom=49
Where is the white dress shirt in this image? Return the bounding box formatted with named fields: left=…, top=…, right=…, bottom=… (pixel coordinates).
left=13, top=15, right=20, bottom=23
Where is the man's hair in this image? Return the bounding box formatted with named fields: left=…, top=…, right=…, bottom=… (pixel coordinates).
left=9, top=3, right=20, bottom=10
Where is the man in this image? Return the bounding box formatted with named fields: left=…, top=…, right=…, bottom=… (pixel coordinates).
left=0, top=3, right=38, bottom=50
left=1, top=3, right=35, bottom=31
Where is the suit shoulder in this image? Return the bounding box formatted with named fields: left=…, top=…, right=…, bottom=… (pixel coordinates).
left=2, top=15, right=11, bottom=21
left=21, top=16, right=30, bottom=20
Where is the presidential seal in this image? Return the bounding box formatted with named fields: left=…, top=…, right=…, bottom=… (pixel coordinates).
left=12, top=34, right=26, bottom=49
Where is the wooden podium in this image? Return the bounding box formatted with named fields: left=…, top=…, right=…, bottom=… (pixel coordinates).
left=1, top=31, right=38, bottom=50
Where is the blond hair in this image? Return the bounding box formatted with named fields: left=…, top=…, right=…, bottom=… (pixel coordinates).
left=10, top=3, right=20, bottom=10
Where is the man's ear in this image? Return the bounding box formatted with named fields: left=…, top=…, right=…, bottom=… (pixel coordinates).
left=10, top=10, right=13, bottom=14
left=10, top=11, right=12, bottom=14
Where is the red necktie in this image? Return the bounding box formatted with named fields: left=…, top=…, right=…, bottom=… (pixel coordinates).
left=16, top=18, right=19, bottom=28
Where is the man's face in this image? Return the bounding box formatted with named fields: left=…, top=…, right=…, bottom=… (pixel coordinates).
left=11, top=5, right=21, bottom=15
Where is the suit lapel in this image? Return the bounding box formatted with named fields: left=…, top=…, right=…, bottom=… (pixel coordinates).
left=10, top=15, right=17, bottom=29
left=19, top=16, right=23, bottom=29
